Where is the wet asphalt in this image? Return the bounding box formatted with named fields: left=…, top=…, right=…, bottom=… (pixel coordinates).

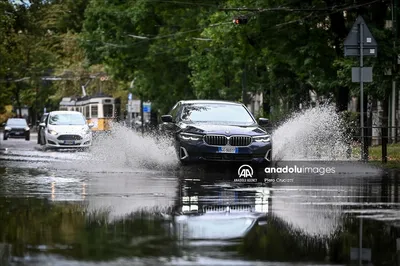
left=0, top=133, right=399, bottom=266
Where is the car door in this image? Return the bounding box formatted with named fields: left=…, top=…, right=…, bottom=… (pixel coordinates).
left=39, top=114, right=48, bottom=144
left=38, top=114, right=45, bottom=143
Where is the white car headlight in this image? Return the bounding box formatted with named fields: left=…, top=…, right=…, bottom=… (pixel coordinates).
left=85, top=128, right=91, bottom=134
left=48, top=129, right=58, bottom=135
left=253, top=135, right=271, bottom=143
left=25, top=127, right=30, bottom=131
left=179, top=132, right=203, bottom=141
left=4, top=126, right=11, bottom=131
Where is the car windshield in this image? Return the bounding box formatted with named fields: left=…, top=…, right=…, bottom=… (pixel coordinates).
left=49, top=113, right=86, bottom=125
left=7, top=119, right=27, bottom=126
left=180, top=103, right=255, bottom=125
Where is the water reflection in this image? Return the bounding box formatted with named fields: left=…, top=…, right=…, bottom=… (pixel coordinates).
left=172, top=178, right=270, bottom=241
left=0, top=198, right=179, bottom=265
left=0, top=167, right=400, bottom=265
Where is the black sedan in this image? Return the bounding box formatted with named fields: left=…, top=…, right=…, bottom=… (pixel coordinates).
left=3, top=118, right=31, bottom=141
left=159, top=100, right=272, bottom=165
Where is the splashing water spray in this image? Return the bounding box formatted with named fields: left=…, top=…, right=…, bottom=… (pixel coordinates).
left=71, top=104, right=355, bottom=172
left=271, top=104, right=354, bottom=161
left=73, top=122, right=179, bottom=172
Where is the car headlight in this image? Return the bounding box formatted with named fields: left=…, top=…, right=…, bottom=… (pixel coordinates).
left=25, top=127, right=30, bottom=131
left=85, top=128, right=91, bottom=134
left=4, top=126, right=11, bottom=131
left=179, top=132, right=203, bottom=141
left=253, top=135, right=271, bottom=143
left=48, top=129, right=58, bottom=135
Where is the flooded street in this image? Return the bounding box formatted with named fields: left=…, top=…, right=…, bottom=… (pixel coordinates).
left=1, top=130, right=400, bottom=266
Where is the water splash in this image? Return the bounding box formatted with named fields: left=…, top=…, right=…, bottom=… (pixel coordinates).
left=48, top=104, right=353, bottom=171
left=272, top=104, right=352, bottom=161
left=75, top=123, right=179, bottom=171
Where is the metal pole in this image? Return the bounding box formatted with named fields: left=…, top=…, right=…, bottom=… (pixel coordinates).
left=128, top=101, right=132, bottom=128
left=140, top=98, right=144, bottom=136
left=392, top=84, right=396, bottom=143
left=360, top=23, right=365, bottom=161
left=392, top=0, right=398, bottom=144
left=242, top=63, right=247, bottom=106
left=359, top=217, right=363, bottom=265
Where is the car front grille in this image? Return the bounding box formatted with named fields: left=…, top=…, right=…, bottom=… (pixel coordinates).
left=229, top=136, right=252, bottom=146
left=204, top=135, right=252, bottom=146
left=57, top=134, right=82, bottom=140
left=10, top=128, right=25, bottom=132
left=204, top=135, right=228, bottom=146
left=203, top=205, right=253, bottom=213
left=59, top=142, right=77, bottom=146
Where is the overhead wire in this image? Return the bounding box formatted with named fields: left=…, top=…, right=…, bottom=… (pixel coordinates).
left=2, top=0, right=388, bottom=79
left=89, top=0, right=386, bottom=49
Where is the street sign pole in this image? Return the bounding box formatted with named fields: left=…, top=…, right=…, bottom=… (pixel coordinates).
left=344, top=16, right=377, bottom=162
left=128, top=93, right=133, bottom=128
left=140, top=96, right=144, bottom=136
left=360, top=23, right=365, bottom=161
left=359, top=217, right=363, bottom=266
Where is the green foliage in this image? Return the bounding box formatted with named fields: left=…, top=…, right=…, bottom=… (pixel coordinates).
left=1, top=0, right=400, bottom=118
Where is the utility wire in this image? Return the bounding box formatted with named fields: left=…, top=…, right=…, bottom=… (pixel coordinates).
left=220, top=0, right=384, bottom=12
left=100, top=0, right=385, bottom=49
left=1, top=0, right=388, bottom=80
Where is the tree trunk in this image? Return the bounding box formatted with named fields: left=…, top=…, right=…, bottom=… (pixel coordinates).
left=326, top=1, right=349, bottom=113
left=15, top=85, right=21, bottom=117
left=336, top=86, right=349, bottom=112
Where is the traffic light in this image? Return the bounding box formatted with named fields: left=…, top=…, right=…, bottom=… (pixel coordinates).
left=233, top=16, right=248, bottom=25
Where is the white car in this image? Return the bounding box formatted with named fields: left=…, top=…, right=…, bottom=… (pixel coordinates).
left=39, top=111, right=94, bottom=149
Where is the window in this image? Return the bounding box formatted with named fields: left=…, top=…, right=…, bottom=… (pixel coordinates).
left=7, top=118, right=27, bottom=126
left=169, top=102, right=181, bottom=122
left=49, top=113, right=86, bottom=125
left=91, top=105, right=98, bottom=118
left=40, top=114, right=48, bottom=123
left=180, top=103, right=255, bottom=125
left=103, top=104, right=114, bottom=118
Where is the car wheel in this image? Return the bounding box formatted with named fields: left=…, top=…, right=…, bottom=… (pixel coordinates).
left=3, top=133, right=7, bottom=140
left=25, top=133, right=30, bottom=141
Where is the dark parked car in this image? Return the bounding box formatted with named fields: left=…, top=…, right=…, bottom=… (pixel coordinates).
left=3, top=118, right=31, bottom=141
left=37, top=113, right=48, bottom=144
left=159, top=100, right=272, bottom=165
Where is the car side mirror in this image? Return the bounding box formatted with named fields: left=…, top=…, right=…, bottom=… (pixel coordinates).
left=258, top=118, right=269, bottom=126
left=161, top=115, right=173, bottom=123
left=39, top=122, right=46, bottom=127
left=88, top=122, right=94, bottom=128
